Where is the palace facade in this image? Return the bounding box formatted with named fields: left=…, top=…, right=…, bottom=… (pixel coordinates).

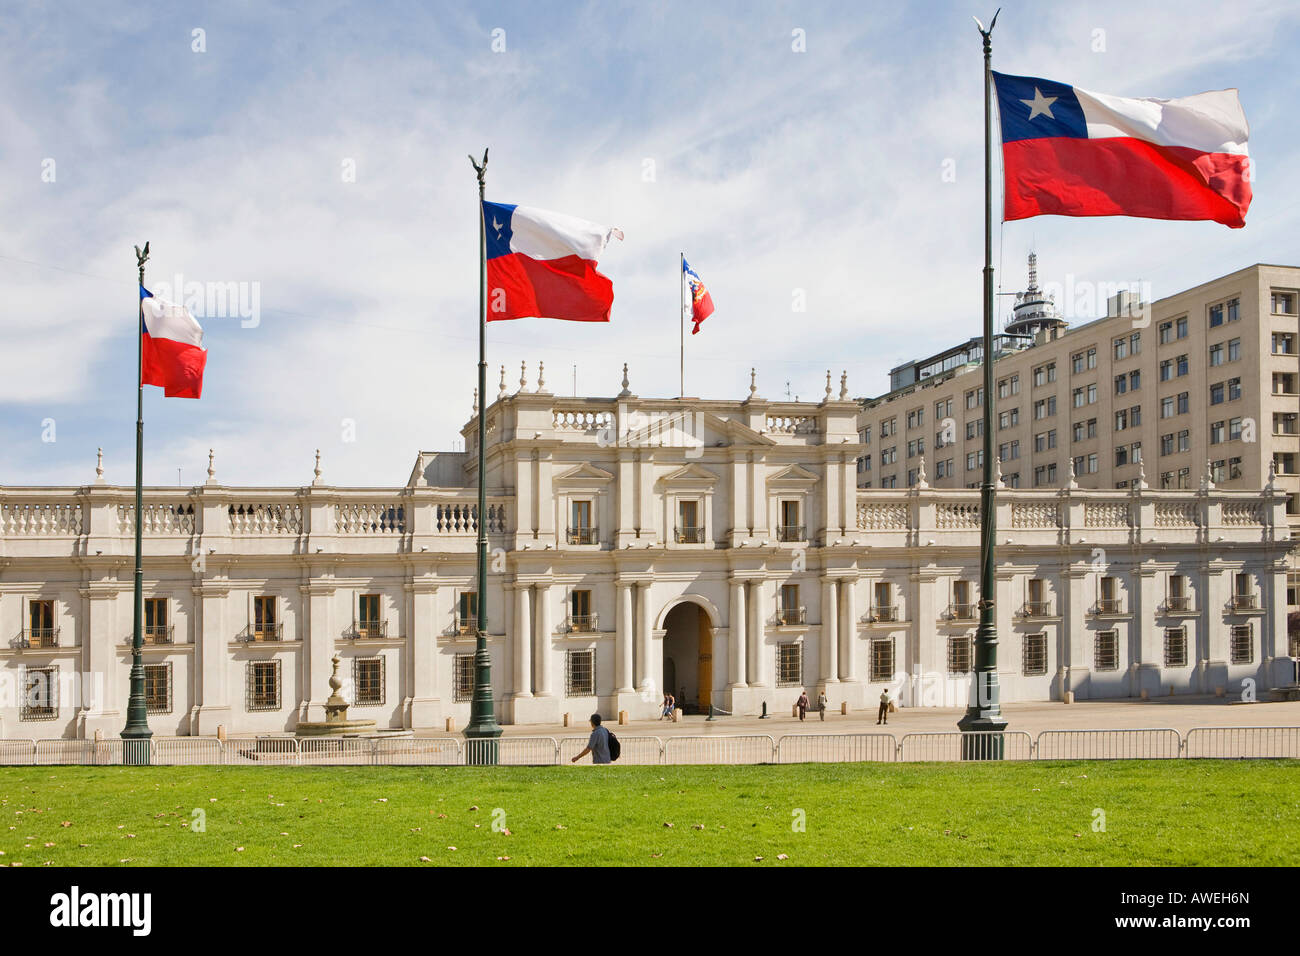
left=0, top=369, right=1295, bottom=737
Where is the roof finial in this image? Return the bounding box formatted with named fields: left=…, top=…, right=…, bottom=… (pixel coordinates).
left=537, top=360, right=546, bottom=392
left=617, top=362, right=631, bottom=399
left=472, top=387, right=479, bottom=415
left=839, top=370, right=848, bottom=401
left=519, top=361, right=528, bottom=393
left=748, top=367, right=759, bottom=399
left=1067, top=456, right=1078, bottom=490
left=1136, top=459, right=1148, bottom=491
left=1201, top=460, right=1215, bottom=492
left=95, top=447, right=105, bottom=483
left=994, top=456, right=1004, bottom=489
left=498, top=365, right=507, bottom=400
left=206, top=448, right=216, bottom=485
left=824, top=370, right=833, bottom=401
left=1266, top=457, right=1278, bottom=492
left=916, top=454, right=928, bottom=489
left=312, top=448, right=323, bottom=486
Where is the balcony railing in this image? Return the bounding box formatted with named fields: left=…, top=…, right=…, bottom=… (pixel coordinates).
left=777, top=524, right=806, bottom=542
left=238, top=623, right=284, bottom=642
left=566, top=526, right=598, bottom=545
left=675, top=526, right=705, bottom=544
left=16, top=627, right=59, bottom=649
left=1165, top=596, right=1192, bottom=613
left=456, top=617, right=478, bottom=636
left=565, top=614, right=599, bottom=633
left=1230, top=593, right=1258, bottom=611
left=1020, top=601, right=1052, bottom=618
left=143, top=624, right=173, bottom=645
left=1092, top=599, right=1125, bottom=615
left=870, top=606, right=898, bottom=623
left=346, top=620, right=388, bottom=640
left=775, top=606, right=806, bottom=626
left=948, top=603, right=976, bottom=621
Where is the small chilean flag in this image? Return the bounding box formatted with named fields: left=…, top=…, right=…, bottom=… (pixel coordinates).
left=140, top=287, right=207, bottom=398
left=682, top=258, right=714, bottom=334
left=483, top=201, right=623, bottom=322
left=993, top=72, right=1251, bottom=228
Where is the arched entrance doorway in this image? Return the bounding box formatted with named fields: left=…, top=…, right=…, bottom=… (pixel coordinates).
left=662, top=602, right=714, bottom=712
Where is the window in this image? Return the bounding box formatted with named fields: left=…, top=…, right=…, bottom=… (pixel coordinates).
left=21, top=665, right=58, bottom=720
left=1115, top=409, right=1128, bottom=431
left=1033, top=463, right=1057, bottom=487
left=1072, top=387, right=1085, bottom=408
left=1210, top=382, right=1224, bottom=405
left=779, top=584, right=803, bottom=624
left=1099, top=575, right=1119, bottom=612
left=247, top=660, right=281, bottom=712
left=565, top=648, right=596, bottom=696
left=947, top=636, right=973, bottom=675
left=1209, top=303, right=1224, bottom=327
left=1227, top=298, right=1239, bottom=322
left=870, top=638, right=894, bottom=682
left=1210, top=421, right=1225, bottom=445
left=966, top=450, right=983, bottom=471
left=1130, top=332, right=1141, bottom=355
left=1004, top=471, right=1021, bottom=488
left=779, top=500, right=803, bottom=541
left=454, top=653, right=475, bottom=701
left=1209, top=343, right=1223, bottom=367
left=1176, top=316, right=1188, bottom=338
left=1033, top=396, right=1056, bottom=420
left=907, top=439, right=919, bottom=458
left=1164, top=629, right=1187, bottom=667
left=1227, top=417, right=1242, bottom=441
left=1027, top=578, right=1048, bottom=615
left=1095, top=631, right=1119, bottom=671
left=1158, top=321, right=1173, bottom=345
left=1116, top=445, right=1128, bottom=467
left=143, top=597, right=169, bottom=644
left=568, top=499, right=595, bottom=544
left=862, top=426, right=871, bottom=444
left=1035, top=430, right=1056, bottom=452
left=873, top=582, right=894, bottom=622
left=776, top=643, right=803, bottom=687
left=1272, top=291, right=1297, bottom=315
left=999, top=440, right=1019, bottom=462
left=357, top=594, right=382, bottom=638
left=966, top=419, right=983, bottom=440
left=27, top=599, right=56, bottom=648
left=999, top=408, right=1020, bottom=429
left=1129, top=370, right=1141, bottom=391
left=458, top=591, right=479, bottom=633
left=1228, top=456, right=1242, bottom=480
left=1160, top=397, right=1174, bottom=418
left=952, top=580, right=973, bottom=619
left=253, top=596, right=278, bottom=641
left=1276, top=412, right=1299, bottom=435
left=882, top=446, right=897, bottom=465
left=144, top=662, right=173, bottom=713
left=907, top=407, right=924, bottom=429
left=1113, top=336, right=1128, bottom=360
left=935, top=399, right=953, bottom=419
left=1177, top=430, right=1190, bottom=453
left=1159, top=359, right=1173, bottom=382
left=1114, top=374, right=1127, bottom=395
left=860, top=454, right=872, bottom=472
left=1130, top=442, right=1142, bottom=464
left=881, top=417, right=896, bottom=437
left=936, top=458, right=952, bottom=479
left=1228, top=337, right=1240, bottom=362
left=570, top=589, right=595, bottom=630
left=997, top=375, right=1019, bottom=399
left=1160, top=433, right=1174, bottom=456
left=1274, top=333, right=1297, bottom=355
left=1168, top=574, right=1189, bottom=611
left=352, top=657, right=385, bottom=706
left=1023, top=633, right=1048, bottom=676
left=1033, top=363, right=1056, bottom=386
left=1177, top=392, right=1189, bottom=414
left=965, top=387, right=983, bottom=409
left=1230, top=625, right=1253, bottom=665
left=1176, top=354, right=1188, bottom=377
left=1275, top=373, right=1298, bottom=394
left=1071, top=421, right=1084, bottom=443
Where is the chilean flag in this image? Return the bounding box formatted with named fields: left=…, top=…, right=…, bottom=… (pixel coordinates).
left=682, top=258, right=714, bottom=334
left=993, top=72, right=1251, bottom=229
left=140, top=287, right=207, bottom=398
left=483, top=201, right=623, bottom=322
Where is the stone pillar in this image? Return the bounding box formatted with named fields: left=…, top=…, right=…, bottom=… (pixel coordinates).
left=820, top=577, right=838, bottom=685
left=191, top=582, right=232, bottom=735
left=302, top=582, right=335, bottom=722
left=534, top=583, right=553, bottom=696
left=636, top=581, right=653, bottom=691
left=406, top=579, right=441, bottom=729
left=748, top=578, right=770, bottom=686
left=514, top=582, right=533, bottom=697
left=729, top=578, right=748, bottom=687
left=616, top=581, right=634, bottom=692
left=79, top=586, right=122, bottom=738
left=839, top=577, right=857, bottom=681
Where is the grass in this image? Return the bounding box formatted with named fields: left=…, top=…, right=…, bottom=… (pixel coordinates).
left=2, top=760, right=1297, bottom=867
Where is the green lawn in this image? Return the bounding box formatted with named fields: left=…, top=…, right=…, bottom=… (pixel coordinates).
left=2, top=761, right=1297, bottom=866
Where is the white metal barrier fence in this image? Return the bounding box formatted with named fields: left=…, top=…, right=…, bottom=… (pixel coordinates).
left=2, top=726, right=1298, bottom=765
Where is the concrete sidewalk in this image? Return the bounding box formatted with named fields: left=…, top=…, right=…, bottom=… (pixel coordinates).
left=474, top=696, right=1300, bottom=740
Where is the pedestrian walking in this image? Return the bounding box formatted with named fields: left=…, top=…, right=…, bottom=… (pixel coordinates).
left=571, top=713, right=612, bottom=764
left=796, top=691, right=809, bottom=721
left=817, top=690, right=828, bottom=721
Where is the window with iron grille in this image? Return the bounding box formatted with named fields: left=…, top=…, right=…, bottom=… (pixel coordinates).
left=453, top=653, right=475, bottom=702
left=947, top=636, right=972, bottom=675
left=352, top=656, right=385, bottom=706
left=144, top=662, right=173, bottom=714
left=1094, top=631, right=1119, bottom=671
left=1230, top=625, right=1253, bottom=665
left=870, top=638, right=894, bottom=682
left=776, top=642, right=802, bottom=687
left=566, top=648, right=596, bottom=697
left=21, top=665, right=58, bottom=720
left=1163, top=628, right=1188, bottom=668
left=246, top=660, right=281, bottom=711
left=1022, top=633, right=1047, bottom=676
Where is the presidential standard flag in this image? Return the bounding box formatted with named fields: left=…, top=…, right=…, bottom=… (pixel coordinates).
left=682, top=258, right=715, bottom=335
left=992, top=72, right=1251, bottom=228
left=483, top=201, right=623, bottom=322
left=140, top=286, right=207, bottom=398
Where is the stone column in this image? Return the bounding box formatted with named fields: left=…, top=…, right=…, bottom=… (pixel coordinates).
left=748, top=578, right=769, bottom=686
left=534, top=583, right=553, bottom=696
left=191, top=582, right=232, bottom=735
left=839, top=577, right=857, bottom=681
left=514, top=582, right=533, bottom=697
left=729, top=578, right=748, bottom=687
left=301, top=582, right=335, bottom=722
left=616, top=581, right=634, bottom=692
left=820, top=577, right=838, bottom=685
left=636, top=581, right=653, bottom=690
left=406, top=579, right=440, bottom=729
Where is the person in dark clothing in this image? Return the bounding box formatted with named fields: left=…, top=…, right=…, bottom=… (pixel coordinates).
left=796, top=691, right=809, bottom=721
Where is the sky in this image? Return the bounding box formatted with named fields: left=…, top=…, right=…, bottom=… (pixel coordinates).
left=2, top=0, right=1297, bottom=488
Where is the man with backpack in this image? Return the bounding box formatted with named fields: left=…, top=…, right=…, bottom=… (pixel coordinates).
left=571, top=712, right=620, bottom=764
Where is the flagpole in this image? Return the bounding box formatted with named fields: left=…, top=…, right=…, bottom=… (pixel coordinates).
left=679, top=252, right=685, bottom=398
left=464, top=148, right=502, bottom=761
left=122, top=242, right=153, bottom=765
left=958, top=9, right=1008, bottom=757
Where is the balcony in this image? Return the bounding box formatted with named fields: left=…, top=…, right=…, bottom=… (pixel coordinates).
left=566, top=526, right=598, bottom=545
left=143, top=624, right=173, bottom=645
left=674, top=526, right=705, bottom=544
left=870, top=606, right=898, bottom=623
left=1091, top=599, right=1125, bottom=616
left=1163, top=596, right=1194, bottom=614
left=775, top=606, right=806, bottom=626
left=346, top=620, right=388, bottom=640
left=456, top=617, right=478, bottom=636
left=1020, top=602, right=1052, bottom=618
left=777, top=524, right=806, bottom=543
left=948, top=603, right=976, bottom=621
left=565, top=613, right=599, bottom=633
left=238, top=623, right=284, bottom=642
left=1230, top=593, right=1259, bottom=612
left=16, top=627, right=59, bottom=649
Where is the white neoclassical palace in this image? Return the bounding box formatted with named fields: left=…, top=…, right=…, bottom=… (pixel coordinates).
left=1, top=369, right=1295, bottom=737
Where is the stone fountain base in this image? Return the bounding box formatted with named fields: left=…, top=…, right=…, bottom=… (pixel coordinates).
left=294, top=652, right=379, bottom=737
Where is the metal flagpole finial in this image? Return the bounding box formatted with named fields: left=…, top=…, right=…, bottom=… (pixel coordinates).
left=973, top=7, right=1000, bottom=39
left=134, top=241, right=150, bottom=272
left=468, top=148, right=489, bottom=190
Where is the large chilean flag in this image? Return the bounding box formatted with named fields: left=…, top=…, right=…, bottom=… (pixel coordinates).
left=140, top=287, right=207, bottom=398
left=483, top=201, right=623, bottom=322
left=992, top=72, right=1251, bottom=229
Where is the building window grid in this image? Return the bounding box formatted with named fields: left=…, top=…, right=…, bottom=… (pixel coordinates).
left=1023, top=633, right=1048, bottom=676
left=144, top=661, right=173, bottom=714
left=947, top=636, right=973, bottom=675
left=776, top=642, right=803, bottom=687
left=566, top=648, right=596, bottom=697
left=453, top=653, right=475, bottom=702
left=1095, top=631, right=1120, bottom=671
left=246, top=660, right=282, bottom=712
left=352, top=656, right=386, bottom=706
left=1163, top=628, right=1188, bottom=668
left=870, top=638, right=894, bottom=683
left=20, top=665, right=59, bottom=721
left=1230, top=625, right=1254, bottom=665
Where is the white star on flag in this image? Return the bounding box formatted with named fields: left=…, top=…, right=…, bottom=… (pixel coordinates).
left=1020, top=87, right=1058, bottom=120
